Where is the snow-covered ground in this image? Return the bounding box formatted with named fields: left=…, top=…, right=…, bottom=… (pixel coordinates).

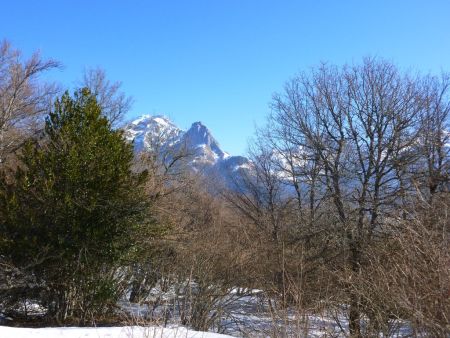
left=0, top=289, right=414, bottom=337
left=119, top=289, right=412, bottom=337
left=0, top=326, right=234, bottom=338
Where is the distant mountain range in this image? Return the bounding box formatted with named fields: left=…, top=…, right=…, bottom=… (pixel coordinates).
left=123, top=115, right=251, bottom=188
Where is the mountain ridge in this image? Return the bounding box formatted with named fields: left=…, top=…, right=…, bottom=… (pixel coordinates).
left=123, top=115, right=250, bottom=186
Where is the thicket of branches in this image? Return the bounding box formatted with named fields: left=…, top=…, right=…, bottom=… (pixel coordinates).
left=124, top=58, right=449, bottom=337
left=223, top=59, right=450, bottom=336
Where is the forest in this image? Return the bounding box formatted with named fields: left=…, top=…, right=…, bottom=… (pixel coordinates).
left=0, top=40, right=449, bottom=337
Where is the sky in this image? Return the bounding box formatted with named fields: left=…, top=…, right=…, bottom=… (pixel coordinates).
left=1, top=0, right=450, bottom=155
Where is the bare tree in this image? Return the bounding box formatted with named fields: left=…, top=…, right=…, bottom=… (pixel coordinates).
left=415, top=73, right=450, bottom=200
left=269, top=58, right=423, bottom=336
left=80, top=67, right=133, bottom=126
left=226, top=141, right=289, bottom=243
left=0, top=40, right=60, bottom=165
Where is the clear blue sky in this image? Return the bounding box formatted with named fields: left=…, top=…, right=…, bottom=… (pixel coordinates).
left=1, top=1, right=450, bottom=155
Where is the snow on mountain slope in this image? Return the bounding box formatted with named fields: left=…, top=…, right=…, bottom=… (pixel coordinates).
left=183, top=121, right=226, bottom=160
left=123, top=115, right=251, bottom=187
left=124, top=115, right=183, bottom=153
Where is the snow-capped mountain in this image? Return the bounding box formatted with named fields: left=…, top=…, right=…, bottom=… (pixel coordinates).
left=123, top=115, right=250, bottom=187
left=124, top=115, right=182, bottom=153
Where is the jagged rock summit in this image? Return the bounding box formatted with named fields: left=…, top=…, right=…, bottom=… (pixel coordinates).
left=123, top=115, right=250, bottom=186
left=184, top=121, right=227, bottom=160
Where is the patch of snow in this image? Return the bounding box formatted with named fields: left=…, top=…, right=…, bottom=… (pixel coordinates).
left=0, top=326, right=234, bottom=338
left=131, top=114, right=152, bottom=125
left=153, top=117, right=170, bottom=127
left=232, top=163, right=251, bottom=172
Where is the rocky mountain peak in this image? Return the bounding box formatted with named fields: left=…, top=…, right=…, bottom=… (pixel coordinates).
left=123, top=114, right=251, bottom=187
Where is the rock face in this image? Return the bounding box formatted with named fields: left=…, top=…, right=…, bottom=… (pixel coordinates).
left=123, top=115, right=251, bottom=188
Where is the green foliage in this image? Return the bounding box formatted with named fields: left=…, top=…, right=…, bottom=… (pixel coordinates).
left=0, top=89, right=151, bottom=324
